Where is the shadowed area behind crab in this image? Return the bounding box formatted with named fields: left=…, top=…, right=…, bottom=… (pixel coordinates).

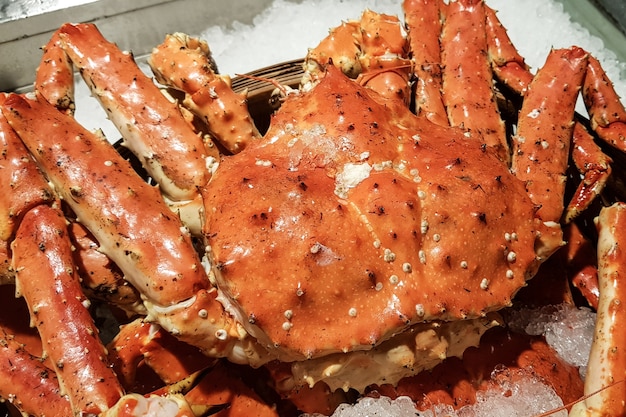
left=202, top=66, right=563, bottom=361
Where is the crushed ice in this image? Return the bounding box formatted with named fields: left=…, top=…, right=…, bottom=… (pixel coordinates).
left=506, top=304, right=596, bottom=378
left=301, top=303, right=595, bottom=417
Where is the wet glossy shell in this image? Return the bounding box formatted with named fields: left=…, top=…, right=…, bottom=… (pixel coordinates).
left=203, top=67, right=552, bottom=360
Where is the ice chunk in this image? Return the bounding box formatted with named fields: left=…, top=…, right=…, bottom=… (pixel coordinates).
left=304, top=372, right=566, bottom=417
left=302, top=396, right=419, bottom=417
left=506, top=304, right=595, bottom=377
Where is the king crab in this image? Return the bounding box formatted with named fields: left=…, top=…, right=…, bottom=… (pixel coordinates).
left=0, top=0, right=625, bottom=415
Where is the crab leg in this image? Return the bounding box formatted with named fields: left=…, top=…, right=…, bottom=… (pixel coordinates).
left=35, top=30, right=75, bottom=115
left=4, top=92, right=268, bottom=366
left=0, top=240, right=11, bottom=284
left=4, top=92, right=267, bottom=366
left=353, top=10, right=412, bottom=105
left=0, top=93, right=54, bottom=242
left=440, top=0, right=508, bottom=162
left=2, top=92, right=209, bottom=307
left=569, top=202, right=626, bottom=416
left=583, top=56, right=626, bottom=153
left=303, top=10, right=411, bottom=105
left=511, top=47, right=588, bottom=223
left=483, top=10, right=614, bottom=224
left=12, top=203, right=124, bottom=414
left=563, top=222, right=600, bottom=310
left=0, top=328, right=72, bottom=416
left=149, top=33, right=261, bottom=154
left=107, top=318, right=215, bottom=390
left=55, top=23, right=211, bottom=203
left=565, top=121, right=613, bottom=223
left=303, top=19, right=361, bottom=83
left=403, top=0, right=447, bottom=125
left=69, top=221, right=144, bottom=314
left=483, top=5, right=533, bottom=96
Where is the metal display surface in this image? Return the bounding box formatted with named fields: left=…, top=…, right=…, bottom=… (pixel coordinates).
left=0, top=0, right=272, bottom=92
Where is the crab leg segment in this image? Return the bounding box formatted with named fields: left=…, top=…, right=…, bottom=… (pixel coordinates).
left=0, top=329, right=72, bottom=416
left=35, top=30, right=75, bottom=115
left=303, top=10, right=411, bottom=105
left=55, top=23, right=211, bottom=202
left=481, top=11, right=614, bottom=223
left=402, top=0, right=447, bottom=125
left=583, top=56, right=626, bottom=153
left=12, top=204, right=124, bottom=414
left=69, top=221, right=144, bottom=314
left=2, top=93, right=209, bottom=307
left=511, top=47, right=588, bottom=223
left=483, top=5, right=532, bottom=96
left=440, top=0, right=508, bottom=162
left=570, top=203, right=626, bottom=416
left=0, top=93, right=54, bottom=242
left=563, top=222, right=600, bottom=309
left=565, top=121, right=613, bottom=223
left=107, top=318, right=215, bottom=390
left=353, top=10, right=412, bottom=105
left=149, top=33, right=261, bottom=154
left=0, top=240, right=11, bottom=284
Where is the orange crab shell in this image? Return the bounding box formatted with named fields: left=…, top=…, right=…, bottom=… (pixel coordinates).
left=203, top=66, right=562, bottom=360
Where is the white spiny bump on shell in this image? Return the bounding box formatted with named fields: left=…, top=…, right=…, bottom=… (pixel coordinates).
left=383, top=248, right=396, bottom=262
left=284, top=309, right=293, bottom=319
left=432, top=233, right=441, bottom=242
left=255, top=159, right=273, bottom=167
left=460, top=260, right=468, bottom=269
left=402, top=262, right=412, bottom=273
left=310, top=242, right=322, bottom=254
left=410, top=168, right=421, bottom=182
left=373, top=239, right=381, bottom=249
left=215, top=329, right=228, bottom=341
left=421, top=220, right=429, bottom=234
left=415, top=303, right=425, bottom=318
left=418, top=250, right=426, bottom=264
left=507, top=251, right=517, bottom=263
left=282, top=321, right=293, bottom=331
left=198, top=309, right=208, bottom=318
left=81, top=299, right=91, bottom=309
left=506, top=269, right=514, bottom=279
left=375, top=282, right=383, bottom=291
left=389, top=275, right=399, bottom=285
left=480, top=278, right=490, bottom=290
left=417, top=190, right=426, bottom=200
left=104, top=160, right=113, bottom=166
left=348, top=307, right=358, bottom=317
